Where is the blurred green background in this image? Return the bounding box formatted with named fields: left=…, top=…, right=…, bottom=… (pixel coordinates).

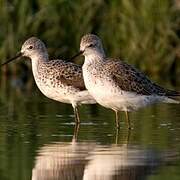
left=0, top=1, right=180, bottom=179
left=0, top=0, right=180, bottom=84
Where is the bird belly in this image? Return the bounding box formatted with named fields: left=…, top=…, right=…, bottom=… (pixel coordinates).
left=85, top=80, right=166, bottom=111
left=34, top=78, right=96, bottom=105
left=35, top=79, right=77, bottom=104
left=93, top=91, right=164, bottom=111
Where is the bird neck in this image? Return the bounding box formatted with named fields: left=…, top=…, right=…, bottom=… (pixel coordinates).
left=31, top=51, right=49, bottom=62
left=84, top=50, right=106, bottom=65
left=31, top=52, right=49, bottom=78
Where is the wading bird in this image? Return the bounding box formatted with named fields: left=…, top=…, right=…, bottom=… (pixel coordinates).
left=1, top=37, right=96, bottom=123
left=71, top=34, right=179, bottom=129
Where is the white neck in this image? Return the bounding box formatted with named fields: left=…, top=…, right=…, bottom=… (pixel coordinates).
left=30, top=52, right=49, bottom=79
left=84, top=50, right=106, bottom=65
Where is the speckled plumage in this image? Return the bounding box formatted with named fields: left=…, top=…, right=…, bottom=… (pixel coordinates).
left=99, top=58, right=179, bottom=97
left=2, top=37, right=96, bottom=122
left=79, top=34, right=180, bottom=129
left=34, top=59, right=86, bottom=98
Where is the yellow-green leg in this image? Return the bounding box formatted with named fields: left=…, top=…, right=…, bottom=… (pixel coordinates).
left=115, top=127, right=119, bottom=144
left=73, top=122, right=80, bottom=142
left=73, top=106, right=80, bottom=124
left=114, top=110, right=120, bottom=129
left=125, top=111, right=131, bottom=130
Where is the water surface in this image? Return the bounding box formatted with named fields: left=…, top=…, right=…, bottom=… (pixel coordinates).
left=0, top=79, right=180, bottom=180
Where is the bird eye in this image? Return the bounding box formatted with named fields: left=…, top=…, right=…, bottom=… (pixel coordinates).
left=88, top=44, right=94, bottom=48
left=28, top=45, right=33, bottom=50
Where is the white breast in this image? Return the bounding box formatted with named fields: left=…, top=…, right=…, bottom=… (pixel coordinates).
left=36, top=78, right=73, bottom=104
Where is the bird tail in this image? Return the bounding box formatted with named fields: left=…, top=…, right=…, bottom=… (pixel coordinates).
left=164, top=89, right=180, bottom=103
left=162, top=97, right=179, bottom=104
left=165, top=89, right=180, bottom=97
left=153, top=83, right=180, bottom=98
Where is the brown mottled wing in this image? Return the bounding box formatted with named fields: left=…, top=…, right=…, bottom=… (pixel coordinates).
left=105, top=59, right=173, bottom=96
left=46, top=60, right=86, bottom=90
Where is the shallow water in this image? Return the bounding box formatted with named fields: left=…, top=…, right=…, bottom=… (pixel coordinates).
left=0, top=79, right=180, bottom=180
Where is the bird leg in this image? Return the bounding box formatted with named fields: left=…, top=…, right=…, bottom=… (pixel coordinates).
left=72, top=122, right=80, bottom=142
left=114, top=110, right=120, bottom=128
left=73, top=106, right=80, bottom=124
left=115, top=127, right=119, bottom=144
left=125, top=111, right=131, bottom=130
left=126, top=129, right=131, bottom=144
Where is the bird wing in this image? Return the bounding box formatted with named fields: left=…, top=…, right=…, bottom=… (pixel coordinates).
left=105, top=58, right=175, bottom=96
left=45, top=60, right=86, bottom=90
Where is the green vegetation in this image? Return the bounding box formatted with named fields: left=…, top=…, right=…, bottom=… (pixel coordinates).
left=0, top=0, right=179, bottom=81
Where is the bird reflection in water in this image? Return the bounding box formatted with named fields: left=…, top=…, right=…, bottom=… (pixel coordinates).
left=32, top=127, right=177, bottom=180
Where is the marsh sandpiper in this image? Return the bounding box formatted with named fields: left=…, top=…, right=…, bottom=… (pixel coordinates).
left=71, top=34, right=180, bottom=129
left=1, top=37, right=96, bottom=123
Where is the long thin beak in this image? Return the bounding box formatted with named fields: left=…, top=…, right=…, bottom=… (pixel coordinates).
left=70, top=51, right=83, bottom=61
left=0, top=52, right=22, bottom=66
